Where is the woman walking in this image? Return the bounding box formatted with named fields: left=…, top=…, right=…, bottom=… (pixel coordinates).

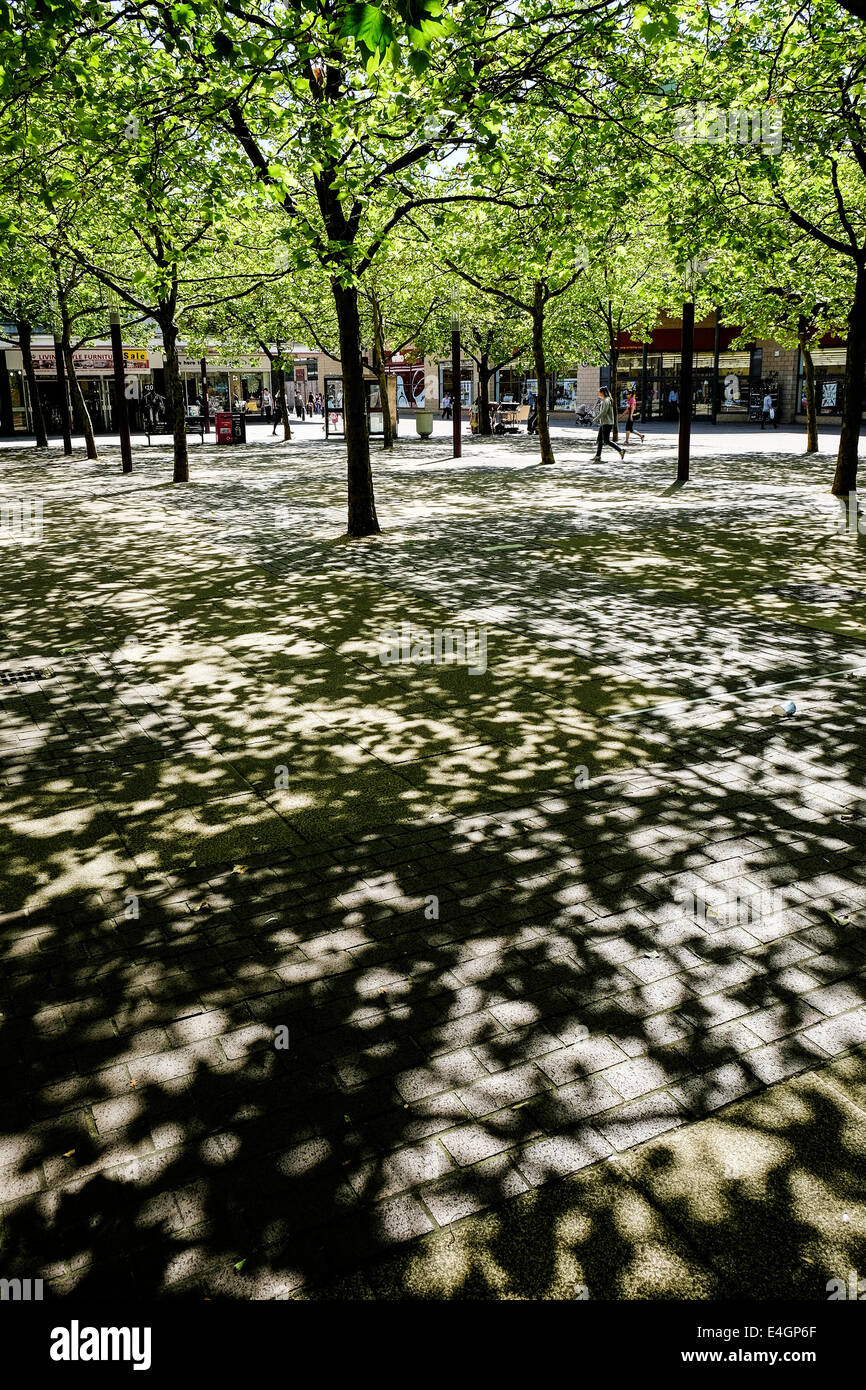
left=593, top=388, right=625, bottom=461
left=624, top=387, right=645, bottom=444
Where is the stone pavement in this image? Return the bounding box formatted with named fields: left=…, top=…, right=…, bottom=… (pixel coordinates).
left=1, top=424, right=865, bottom=1298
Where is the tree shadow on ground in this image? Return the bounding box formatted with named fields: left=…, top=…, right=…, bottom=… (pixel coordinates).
left=0, top=437, right=865, bottom=1299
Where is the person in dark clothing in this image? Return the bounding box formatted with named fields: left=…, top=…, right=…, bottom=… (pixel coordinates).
left=593, top=388, right=625, bottom=460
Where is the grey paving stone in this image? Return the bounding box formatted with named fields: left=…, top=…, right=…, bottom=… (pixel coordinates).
left=536, top=1036, right=628, bottom=1085
left=605, top=1053, right=686, bottom=1102
left=456, top=1063, right=549, bottom=1117
left=531, top=1073, right=623, bottom=1128
left=746, top=1037, right=828, bottom=1085
left=804, top=979, right=866, bottom=1017
left=670, top=1061, right=761, bottom=1116
left=394, top=1047, right=489, bottom=1102
left=680, top=991, right=755, bottom=1028
left=595, top=1092, right=686, bottom=1152
left=803, top=1008, right=866, bottom=1057
left=513, top=1127, right=613, bottom=1185
left=347, top=1140, right=454, bottom=1201
left=439, top=1111, right=540, bottom=1166
left=420, top=1154, right=529, bottom=1225
left=740, top=1001, right=823, bottom=1043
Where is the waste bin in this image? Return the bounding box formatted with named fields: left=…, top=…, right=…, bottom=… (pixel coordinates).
left=215, top=412, right=247, bottom=445
left=215, top=411, right=234, bottom=444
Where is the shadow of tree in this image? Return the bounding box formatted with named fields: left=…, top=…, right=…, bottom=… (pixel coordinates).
left=0, top=432, right=865, bottom=1299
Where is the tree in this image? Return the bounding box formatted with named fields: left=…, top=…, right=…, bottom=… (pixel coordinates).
left=139, top=0, right=624, bottom=528
left=651, top=0, right=866, bottom=495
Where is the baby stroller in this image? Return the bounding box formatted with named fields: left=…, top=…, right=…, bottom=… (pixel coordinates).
left=575, top=403, right=596, bottom=427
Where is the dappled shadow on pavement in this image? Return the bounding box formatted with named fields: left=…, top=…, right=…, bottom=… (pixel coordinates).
left=0, top=436, right=865, bottom=1298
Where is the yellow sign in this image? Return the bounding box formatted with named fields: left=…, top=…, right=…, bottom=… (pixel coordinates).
left=123, top=349, right=149, bottom=366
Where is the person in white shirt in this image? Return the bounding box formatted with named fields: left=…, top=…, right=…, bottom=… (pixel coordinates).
left=441, top=392, right=452, bottom=420
left=761, top=392, right=777, bottom=430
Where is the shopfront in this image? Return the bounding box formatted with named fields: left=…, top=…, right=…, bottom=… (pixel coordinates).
left=291, top=356, right=319, bottom=410
left=19, top=345, right=153, bottom=434
left=180, top=352, right=272, bottom=418
left=614, top=346, right=767, bottom=421
left=438, top=364, right=473, bottom=408
left=386, top=351, right=425, bottom=409
left=796, top=346, right=866, bottom=419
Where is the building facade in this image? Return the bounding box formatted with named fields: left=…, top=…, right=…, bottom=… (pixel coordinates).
left=1, top=315, right=861, bottom=437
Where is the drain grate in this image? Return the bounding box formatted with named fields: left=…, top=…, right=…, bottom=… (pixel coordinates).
left=0, top=668, right=53, bottom=684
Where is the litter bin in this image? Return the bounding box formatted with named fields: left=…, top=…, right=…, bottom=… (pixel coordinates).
left=215, top=411, right=234, bottom=445
left=215, top=412, right=247, bottom=445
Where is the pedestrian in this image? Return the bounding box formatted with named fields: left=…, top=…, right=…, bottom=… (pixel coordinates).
left=262, top=387, right=273, bottom=421
left=441, top=391, right=452, bottom=420
left=527, top=396, right=538, bottom=435
left=593, top=388, right=625, bottom=461
left=761, top=391, right=778, bottom=430
left=306, top=394, right=314, bottom=418
left=272, top=390, right=283, bottom=435
left=295, top=392, right=304, bottom=420
left=667, top=386, right=679, bottom=419
left=624, top=387, right=645, bottom=444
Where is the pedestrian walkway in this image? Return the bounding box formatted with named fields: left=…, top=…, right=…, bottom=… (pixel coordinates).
left=0, top=430, right=864, bottom=1298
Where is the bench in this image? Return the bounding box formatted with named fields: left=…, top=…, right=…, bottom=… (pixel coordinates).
left=144, top=419, right=205, bottom=445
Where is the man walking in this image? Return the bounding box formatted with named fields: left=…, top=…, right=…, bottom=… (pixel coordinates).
left=441, top=391, right=452, bottom=420
left=761, top=390, right=778, bottom=430
left=593, top=388, right=625, bottom=460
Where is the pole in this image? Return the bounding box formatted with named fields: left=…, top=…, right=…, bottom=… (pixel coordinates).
left=0, top=350, right=14, bottom=435
left=109, top=312, right=133, bottom=474
left=711, top=308, right=721, bottom=426
left=451, top=326, right=462, bottom=458
left=53, top=334, right=73, bottom=456
left=201, top=356, right=210, bottom=433
left=640, top=342, right=649, bottom=424
left=678, top=299, right=695, bottom=483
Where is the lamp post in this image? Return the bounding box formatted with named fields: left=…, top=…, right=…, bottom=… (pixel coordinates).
left=50, top=292, right=73, bottom=457
left=711, top=308, right=721, bottom=426
left=677, top=257, right=710, bottom=484
left=108, top=288, right=133, bottom=474
left=200, top=356, right=210, bottom=433
left=451, top=291, right=462, bottom=459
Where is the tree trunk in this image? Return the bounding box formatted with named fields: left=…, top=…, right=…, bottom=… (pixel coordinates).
left=17, top=320, right=48, bottom=448
left=610, top=348, right=620, bottom=441
left=275, top=366, right=292, bottom=440
left=799, top=319, right=818, bottom=454
left=479, top=354, right=492, bottom=435
left=161, top=314, right=189, bottom=484
left=832, top=260, right=866, bottom=495
left=370, top=293, right=394, bottom=450
left=332, top=279, right=379, bottom=536
left=532, top=285, right=555, bottom=465
left=64, top=341, right=98, bottom=460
